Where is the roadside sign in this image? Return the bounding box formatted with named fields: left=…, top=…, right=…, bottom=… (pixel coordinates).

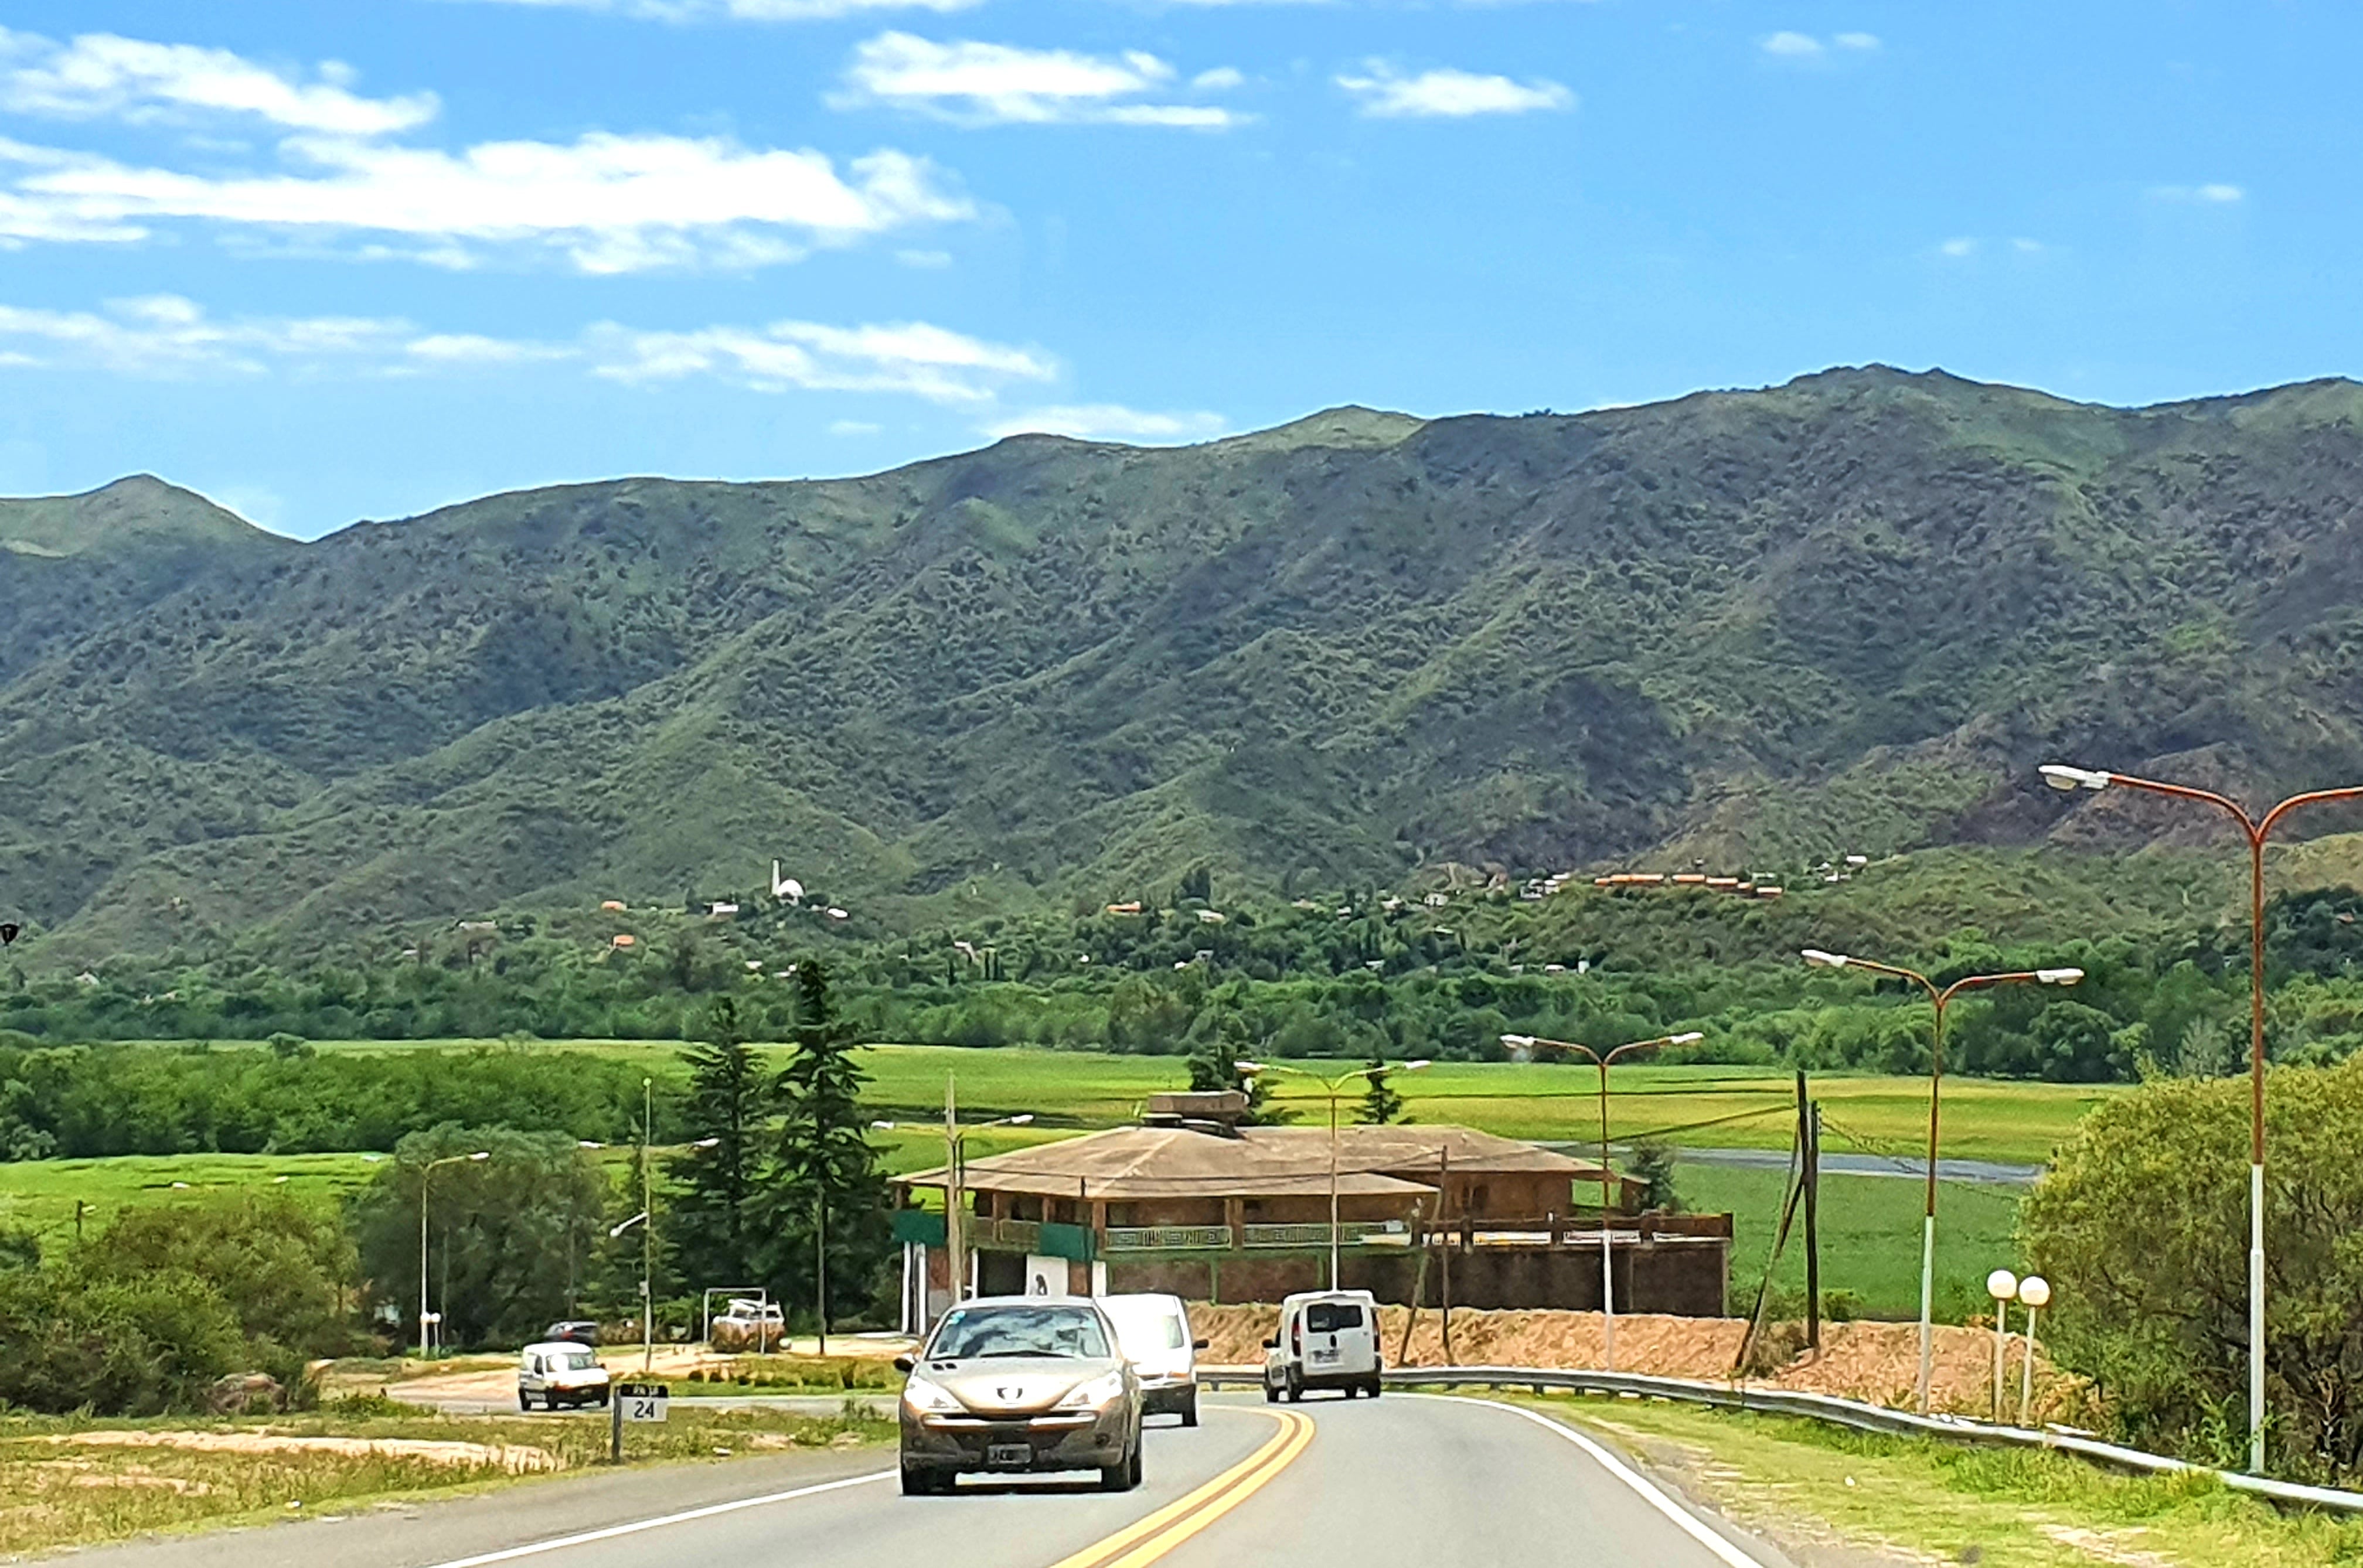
left=617, top=1382, right=669, bottom=1423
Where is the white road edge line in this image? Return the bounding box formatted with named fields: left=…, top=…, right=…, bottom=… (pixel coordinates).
left=1412, top=1394, right=1766, bottom=1568
left=416, top=1469, right=894, bottom=1568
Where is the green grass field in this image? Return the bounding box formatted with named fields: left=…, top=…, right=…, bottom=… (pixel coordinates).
left=232, top=1039, right=2110, bottom=1165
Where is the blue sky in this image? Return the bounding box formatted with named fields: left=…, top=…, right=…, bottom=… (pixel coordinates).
left=0, top=1, right=2347, bottom=537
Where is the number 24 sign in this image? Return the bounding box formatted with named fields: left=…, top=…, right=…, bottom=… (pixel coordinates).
left=615, top=1383, right=669, bottom=1423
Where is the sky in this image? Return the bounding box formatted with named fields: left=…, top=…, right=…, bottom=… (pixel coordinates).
left=0, top=1, right=2350, bottom=538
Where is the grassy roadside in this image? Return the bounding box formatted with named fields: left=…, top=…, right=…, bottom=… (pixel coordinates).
left=0, top=1400, right=891, bottom=1557
left=1503, top=1391, right=2363, bottom=1566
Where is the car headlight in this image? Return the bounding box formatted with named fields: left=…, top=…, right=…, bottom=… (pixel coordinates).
left=1055, top=1371, right=1128, bottom=1412
left=902, top=1376, right=964, bottom=1415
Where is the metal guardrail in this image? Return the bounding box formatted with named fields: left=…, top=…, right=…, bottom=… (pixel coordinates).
left=1193, top=1363, right=2363, bottom=1516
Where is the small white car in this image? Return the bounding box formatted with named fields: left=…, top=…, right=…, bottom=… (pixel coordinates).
left=519, top=1340, right=611, bottom=1410
left=1262, top=1289, right=1383, bottom=1402
left=710, top=1298, right=786, bottom=1351
left=1099, top=1293, right=1208, bottom=1427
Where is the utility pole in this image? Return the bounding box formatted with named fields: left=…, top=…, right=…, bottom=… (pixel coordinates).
left=1800, top=1072, right=1820, bottom=1352
left=816, top=1188, right=830, bottom=1358
left=642, top=1077, right=653, bottom=1375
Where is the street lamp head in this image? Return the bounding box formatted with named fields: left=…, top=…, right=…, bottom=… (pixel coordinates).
left=2040, top=764, right=2112, bottom=793
left=1007, top=1114, right=1036, bottom=1126
left=869, top=1120, right=899, bottom=1131
left=690, top=1136, right=721, bottom=1149
left=2036, top=967, right=2085, bottom=986
left=2017, top=1275, right=2052, bottom=1309
left=1801, top=949, right=1849, bottom=969
left=1235, top=1060, right=1268, bottom=1073
left=1402, top=1059, right=1434, bottom=1072
left=1986, top=1268, right=2020, bottom=1301
left=467, top=1151, right=491, bottom=1161
left=1499, top=1034, right=1537, bottom=1048
left=1669, top=1032, right=1705, bottom=1045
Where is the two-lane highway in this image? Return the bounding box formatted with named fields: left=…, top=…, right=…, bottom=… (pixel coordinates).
left=55, top=1393, right=1781, bottom=1568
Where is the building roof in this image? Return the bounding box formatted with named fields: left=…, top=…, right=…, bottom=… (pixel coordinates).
left=893, top=1123, right=1611, bottom=1202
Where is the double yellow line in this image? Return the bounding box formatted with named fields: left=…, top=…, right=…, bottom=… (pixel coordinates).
left=1045, top=1409, right=1315, bottom=1568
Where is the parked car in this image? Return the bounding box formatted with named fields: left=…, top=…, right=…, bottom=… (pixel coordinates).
left=545, top=1320, right=600, bottom=1346
left=1262, top=1289, right=1383, bottom=1402
left=519, top=1340, right=611, bottom=1410
left=895, top=1296, right=1143, bottom=1496
left=1099, top=1292, right=1208, bottom=1426
left=710, top=1298, right=786, bottom=1351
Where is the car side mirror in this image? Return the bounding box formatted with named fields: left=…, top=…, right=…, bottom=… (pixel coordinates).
left=1261, top=1337, right=1278, bottom=1349
left=1193, top=1338, right=1210, bottom=1351
left=893, top=1355, right=915, bottom=1373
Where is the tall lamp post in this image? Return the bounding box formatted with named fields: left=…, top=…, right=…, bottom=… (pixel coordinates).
left=874, top=1081, right=1034, bottom=1308
left=1499, top=1031, right=1701, bottom=1370
left=1801, top=949, right=2082, bottom=1413
left=2042, top=763, right=2363, bottom=1472
left=1241, top=1060, right=1432, bottom=1290
left=418, top=1150, right=489, bottom=1358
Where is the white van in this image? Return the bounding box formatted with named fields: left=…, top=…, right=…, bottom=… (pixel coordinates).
left=1262, top=1289, right=1382, bottom=1402
left=1099, top=1293, right=1209, bottom=1427
left=519, top=1340, right=611, bottom=1410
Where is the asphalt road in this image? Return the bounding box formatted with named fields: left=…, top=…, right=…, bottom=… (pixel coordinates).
left=54, top=1393, right=1782, bottom=1568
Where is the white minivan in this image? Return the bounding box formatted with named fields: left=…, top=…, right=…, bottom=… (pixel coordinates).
left=519, top=1340, right=612, bottom=1410
left=1099, top=1293, right=1209, bottom=1427
left=1262, top=1289, right=1383, bottom=1402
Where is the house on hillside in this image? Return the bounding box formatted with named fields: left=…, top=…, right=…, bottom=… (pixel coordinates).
left=889, top=1092, right=1731, bottom=1330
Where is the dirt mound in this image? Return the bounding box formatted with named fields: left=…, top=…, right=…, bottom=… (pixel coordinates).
left=1189, top=1303, right=2075, bottom=1419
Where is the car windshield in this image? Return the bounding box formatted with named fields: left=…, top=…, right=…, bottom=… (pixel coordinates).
left=1102, top=1300, right=1187, bottom=1354
left=557, top=1349, right=597, bottom=1371
left=928, top=1304, right=1111, bottom=1361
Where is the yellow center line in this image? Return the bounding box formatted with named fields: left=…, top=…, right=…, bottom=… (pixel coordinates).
left=1044, top=1409, right=1316, bottom=1568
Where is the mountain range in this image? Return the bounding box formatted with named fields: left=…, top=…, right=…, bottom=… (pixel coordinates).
left=10, top=367, right=2363, bottom=958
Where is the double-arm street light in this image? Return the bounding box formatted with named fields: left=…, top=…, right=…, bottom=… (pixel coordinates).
left=1801, top=949, right=2082, bottom=1413
left=1240, top=1059, right=1432, bottom=1290
left=2042, top=762, right=2363, bottom=1471
left=1499, top=1031, right=1702, bottom=1370
left=418, top=1150, right=489, bottom=1357
left=874, top=1073, right=1035, bottom=1307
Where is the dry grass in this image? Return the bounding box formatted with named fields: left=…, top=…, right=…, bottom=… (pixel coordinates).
left=0, top=1402, right=891, bottom=1556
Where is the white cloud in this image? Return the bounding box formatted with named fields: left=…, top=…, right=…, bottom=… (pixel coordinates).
left=984, top=404, right=1227, bottom=442
left=0, top=293, right=1056, bottom=410
left=1763, top=30, right=1879, bottom=60
left=1938, top=236, right=1976, bottom=258
left=1191, top=66, right=1245, bottom=91
left=896, top=247, right=952, bottom=267
left=0, top=294, right=414, bottom=377
left=2011, top=236, right=2042, bottom=253
left=589, top=317, right=1054, bottom=402
left=829, top=418, right=883, bottom=435
left=836, top=33, right=1247, bottom=128
left=461, top=0, right=980, bottom=18
left=2152, top=182, right=2244, bottom=203
left=1335, top=63, right=1573, bottom=118
left=0, top=28, right=437, bottom=135
left=0, top=130, right=971, bottom=271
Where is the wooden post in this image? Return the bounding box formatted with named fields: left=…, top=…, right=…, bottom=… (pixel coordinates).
left=1438, top=1147, right=1455, bottom=1365
left=1400, top=1194, right=1433, bottom=1367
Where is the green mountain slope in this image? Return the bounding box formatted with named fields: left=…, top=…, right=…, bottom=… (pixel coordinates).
left=11, top=367, right=2363, bottom=956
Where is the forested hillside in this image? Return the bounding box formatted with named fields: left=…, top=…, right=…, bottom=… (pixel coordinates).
left=9, top=369, right=2363, bottom=958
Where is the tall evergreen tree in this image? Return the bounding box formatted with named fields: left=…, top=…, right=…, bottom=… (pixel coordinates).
left=1186, top=1016, right=1289, bottom=1124
left=665, top=997, right=764, bottom=1294
left=761, top=962, right=892, bottom=1329
left=1356, top=1056, right=1406, bottom=1124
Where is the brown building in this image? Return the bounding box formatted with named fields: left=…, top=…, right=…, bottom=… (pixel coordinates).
left=889, top=1092, right=1731, bottom=1328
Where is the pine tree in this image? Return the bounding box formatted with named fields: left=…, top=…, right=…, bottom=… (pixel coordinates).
left=665, top=996, right=764, bottom=1294
left=1627, top=1138, right=1683, bottom=1214
left=1357, top=1056, right=1406, bottom=1124
left=762, top=962, right=892, bottom=1330
left=1186, top=1016, right=1291, bottom=1125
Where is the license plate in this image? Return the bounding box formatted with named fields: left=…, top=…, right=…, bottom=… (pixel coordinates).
left=1312, top=1349, right=1338, bottom=1364
left=986, top=1443, right=1031, bottom=1468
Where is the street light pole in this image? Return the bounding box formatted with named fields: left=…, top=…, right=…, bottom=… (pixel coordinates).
left=642, top=1077, right=653, bottom=1373
left=417, top=1150, right=489, bottom=1358
left=1242, top=1060, right=1431, bottom=1290
left=1802, top=949, right=2081, bottom=1414
left=2042, top=763, right=2363, bottom=1472
left=1499, top=1032, right=1701, bottom=1371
